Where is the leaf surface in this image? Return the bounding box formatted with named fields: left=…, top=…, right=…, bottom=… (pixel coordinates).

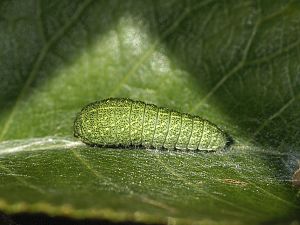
left=0, top=0, right=299, bottom=224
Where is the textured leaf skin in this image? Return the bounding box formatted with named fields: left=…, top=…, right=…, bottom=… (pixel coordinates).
left=74, top=98, right=230, bottom=151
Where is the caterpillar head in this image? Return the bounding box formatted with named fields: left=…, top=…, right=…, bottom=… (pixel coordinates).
left=74, top=113, right=82, bottom=138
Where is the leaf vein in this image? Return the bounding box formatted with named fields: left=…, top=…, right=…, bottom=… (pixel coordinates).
left=0, top=0, right=94, bottom=141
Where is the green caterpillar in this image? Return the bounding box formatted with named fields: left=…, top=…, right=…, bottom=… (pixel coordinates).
left=74, top=98, right=232, bottom=151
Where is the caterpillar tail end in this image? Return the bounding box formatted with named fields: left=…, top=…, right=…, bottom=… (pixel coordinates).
left=224, top=133, right=234, bottom=150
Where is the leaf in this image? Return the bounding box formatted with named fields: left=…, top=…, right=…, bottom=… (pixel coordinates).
left=0, top=0, right=300, bottom=224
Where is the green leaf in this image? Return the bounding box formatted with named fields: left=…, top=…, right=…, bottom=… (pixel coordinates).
left=0, top=0, right=299, bottom=224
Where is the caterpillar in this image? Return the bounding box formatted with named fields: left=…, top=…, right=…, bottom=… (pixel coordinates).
left=74, top=98, right=232, bottom=151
